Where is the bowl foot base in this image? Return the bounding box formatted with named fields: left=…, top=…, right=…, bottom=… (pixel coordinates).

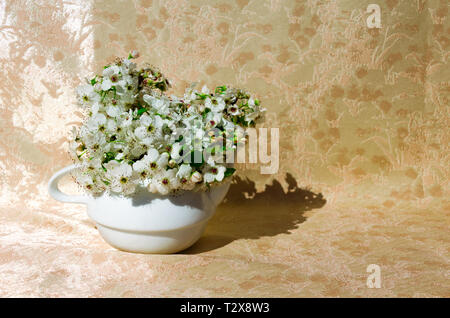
left=97, top=223, right=207, bottom=254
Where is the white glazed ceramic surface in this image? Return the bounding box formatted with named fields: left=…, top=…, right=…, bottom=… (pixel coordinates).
left=48, top=165, right=230, bottom=254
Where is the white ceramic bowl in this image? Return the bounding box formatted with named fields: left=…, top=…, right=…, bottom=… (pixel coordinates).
left=48, top=165, right=230, bottom=254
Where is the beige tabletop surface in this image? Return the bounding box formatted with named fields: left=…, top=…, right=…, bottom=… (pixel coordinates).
left=0, top=0, right=448, bottom=297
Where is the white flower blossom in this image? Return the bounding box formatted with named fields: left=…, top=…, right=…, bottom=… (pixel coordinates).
left=70, top=54, right=264, bottom=196
left=86, top=113, right=107, bottom=132
left=204, top=165, right=226, bottom=183
left=105, top=161, right=135, bottom=194
left=101, top=65, right=121, bottom=91
left=143, top=94, right=170, bottom=115
left=177, top=164, right=192, bottom=179
left=77, top=84, right=100, bottom=106
left=227, top=104, right=240, bottom=116
left=149, top=169, right=179, bottom=195
left=205, top=111, right=223, bottom=128
left=106, top=105, right=121, bottom=118
left=205, top=96, right=225, bottom=112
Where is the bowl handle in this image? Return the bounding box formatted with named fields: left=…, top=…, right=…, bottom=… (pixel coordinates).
left=48, top=164, right=89, bottom=204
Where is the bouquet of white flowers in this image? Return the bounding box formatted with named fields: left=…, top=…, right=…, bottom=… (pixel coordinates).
left=70, top=52, right=264, bottom=196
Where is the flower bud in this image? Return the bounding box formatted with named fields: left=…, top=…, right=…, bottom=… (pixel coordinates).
left=191, top=171, right=202, bottom=183
left=168, top=159, right=176, bottom=168
left=197, top=103, right=205, bottom=112
left=131, top=50, right=140, bottom=58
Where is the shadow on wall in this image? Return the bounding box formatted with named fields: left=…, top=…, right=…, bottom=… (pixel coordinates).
left=183, top=173, right=326, bottom=254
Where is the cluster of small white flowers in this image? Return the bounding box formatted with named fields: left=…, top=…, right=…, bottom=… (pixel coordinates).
left=70, top=52, right=265, bottom=196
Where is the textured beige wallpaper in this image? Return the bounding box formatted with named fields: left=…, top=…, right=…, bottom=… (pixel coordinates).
left=0, top=0, right=448, bottom=297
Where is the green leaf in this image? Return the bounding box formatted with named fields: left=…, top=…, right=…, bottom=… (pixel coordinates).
left=112, top=85, right=117, bottom=98
left=100, top=90, right=107, bottom=102
left=137, top=108, right=148, bottom=116
left=103, top=152, right=115, bottom=163
left=155, top=81, right=167, bottom=91
left=215, top=85, right=227, bottom=94
left=205, top=147, right=216, bottom=155
left=202, top=107, right=211, bottom=119
left=77, top=149, right=87, bottom=159
left=224, top=167, right=236, bottom=178
left=195, top=92, right=208, bottom=100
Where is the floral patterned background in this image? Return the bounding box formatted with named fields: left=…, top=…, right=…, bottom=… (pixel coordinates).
left=0, top=0, right=448, bottom=297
